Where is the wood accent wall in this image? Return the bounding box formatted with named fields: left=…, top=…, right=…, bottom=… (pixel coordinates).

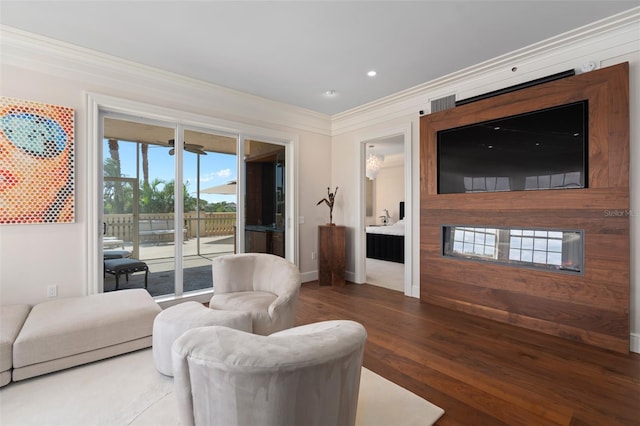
left=419, top=63, right=630, bottom=353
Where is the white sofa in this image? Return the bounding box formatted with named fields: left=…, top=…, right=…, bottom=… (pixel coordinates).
left=173, top=320, right=367, bottom=426
left=209, top=253, right=301, bottom=335
left=0, top=304, right=31, bottom=386
left=1, top=289, right=161, bottom=385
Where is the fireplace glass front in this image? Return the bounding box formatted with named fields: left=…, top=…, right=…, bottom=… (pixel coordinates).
left=442, top=226, right=583, bottom=274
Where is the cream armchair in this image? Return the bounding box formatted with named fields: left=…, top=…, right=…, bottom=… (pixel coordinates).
left=172, top=320, right=367, bottom=426
left=209, top=253, right=301, bottom=335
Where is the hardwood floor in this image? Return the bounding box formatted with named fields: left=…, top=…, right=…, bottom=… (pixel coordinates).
left=295, top=282, right=640, bottom=425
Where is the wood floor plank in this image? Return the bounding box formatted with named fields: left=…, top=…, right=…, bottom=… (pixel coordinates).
left=295, top=282, right=640, bottom=425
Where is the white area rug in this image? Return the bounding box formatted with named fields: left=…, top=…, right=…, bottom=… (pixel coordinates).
left=0, top=349, right=444, bottom=425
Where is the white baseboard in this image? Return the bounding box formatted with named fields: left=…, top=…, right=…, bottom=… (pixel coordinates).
left=300, top=271, right=318, bottom=283
left=630, top=333, right=640, bottom=354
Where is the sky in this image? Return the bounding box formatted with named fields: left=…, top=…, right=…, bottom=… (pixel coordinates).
left=103, top=140, right=237, bottom=204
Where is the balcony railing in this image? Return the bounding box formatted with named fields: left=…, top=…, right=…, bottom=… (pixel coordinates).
left=104, top=212, right=236, bottom=243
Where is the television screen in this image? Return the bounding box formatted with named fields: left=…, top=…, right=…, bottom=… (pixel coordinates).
left=437, top=101, right=588, bottom=194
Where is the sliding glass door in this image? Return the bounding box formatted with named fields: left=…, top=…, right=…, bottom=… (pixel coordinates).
left=181, top=128, right=238, bottom=293
left=102, top=118, right=176, bottom=296
left=102, top=118, right=237, bottom=297
left=94, top=99, right=295, bottom=301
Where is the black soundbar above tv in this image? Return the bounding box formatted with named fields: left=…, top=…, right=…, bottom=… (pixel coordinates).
left=455, top=69, right=576, bottom=107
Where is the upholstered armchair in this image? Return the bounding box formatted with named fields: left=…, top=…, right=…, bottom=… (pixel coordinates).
left=172, top=320, right=367, bottom=426
left=209, top=253, right=301, bottom=335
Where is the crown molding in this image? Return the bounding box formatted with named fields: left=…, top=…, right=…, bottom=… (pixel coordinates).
left=331, top=7, right=640, bottom=136
left=0, top=25, right=332, bottom=136
left=2, top=6, right=638, bottom=139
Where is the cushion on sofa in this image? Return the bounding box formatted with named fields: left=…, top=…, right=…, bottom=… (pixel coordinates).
left=0, top=304, right=31, bottom=386
left=13, top=289, right=161, bottom=369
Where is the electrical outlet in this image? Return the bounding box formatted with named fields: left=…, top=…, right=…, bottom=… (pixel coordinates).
left=311, top=251, right=317, bottom=260
left=47, top=285, right=57, bottom=298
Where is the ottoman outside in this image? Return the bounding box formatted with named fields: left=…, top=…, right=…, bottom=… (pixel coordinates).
left=152, top=301, right=252, bottom=376
left=104, top=258, right=149, bottom=290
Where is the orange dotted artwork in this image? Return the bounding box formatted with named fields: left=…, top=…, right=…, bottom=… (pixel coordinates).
left=0, top=97, right=75, bottom=224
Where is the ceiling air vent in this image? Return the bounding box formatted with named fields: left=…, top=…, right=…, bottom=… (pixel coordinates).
left=430, top=95, right=456, bottom=113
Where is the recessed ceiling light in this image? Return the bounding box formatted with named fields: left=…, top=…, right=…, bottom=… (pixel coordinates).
left=367, top=70, right=377, bottom=77
left=324, top=90, right=336, bottom=97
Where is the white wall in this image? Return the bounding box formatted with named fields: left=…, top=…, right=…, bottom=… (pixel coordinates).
left=375, top=156, right=405, bottom=224
left=0, top=28, right=331, bottom=305
left=299, top=132, right=333, bottom=282
left=0, top=67, right=89, bottom=304
left=330, top=12, right=640, bottom=352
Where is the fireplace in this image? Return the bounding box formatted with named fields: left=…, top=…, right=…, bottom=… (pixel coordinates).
left=442, top=226, right=583, bottom=274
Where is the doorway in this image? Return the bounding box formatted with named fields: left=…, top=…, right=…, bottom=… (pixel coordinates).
left=356, top=123, right=413, bottom=296
left=363, top=136, right=405, bottom=292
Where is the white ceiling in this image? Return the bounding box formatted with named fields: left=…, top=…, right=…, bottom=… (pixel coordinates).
left=1, top=1, right=637, bottom=116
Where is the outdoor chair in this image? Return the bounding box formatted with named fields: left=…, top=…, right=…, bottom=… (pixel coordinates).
left=104, top=258, right=149, bottom=290
left=103, top=250, right=131, bottom=260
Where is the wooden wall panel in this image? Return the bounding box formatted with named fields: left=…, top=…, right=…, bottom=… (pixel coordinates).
left=420, top=63, right=630, bottom=353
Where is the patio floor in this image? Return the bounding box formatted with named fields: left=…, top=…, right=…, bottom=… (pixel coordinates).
left=103, top=235, right=234, bottom=297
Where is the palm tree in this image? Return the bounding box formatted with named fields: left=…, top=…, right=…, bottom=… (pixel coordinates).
left=140, top=178, right=166, bottom=213
left=107, top=138, right=124, bottom=213
left=141, top=143, right=149, bottom=186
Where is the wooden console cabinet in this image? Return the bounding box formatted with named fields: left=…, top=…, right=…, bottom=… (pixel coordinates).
left=318, top=225, right=345, bottom=287
left=245, top=228, right=285, bottom=258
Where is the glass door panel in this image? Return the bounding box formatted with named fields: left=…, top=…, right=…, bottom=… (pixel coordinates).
left=243, top=139, right=285, bottom=258
left=102, top=117, right=176, bottom=297
left=182, top=129, right=238, bottom=294
left=103, top=177, right=136, bottom=255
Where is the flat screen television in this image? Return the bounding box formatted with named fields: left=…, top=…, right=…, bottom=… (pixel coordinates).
left=437, top=101, right=588, bottom=194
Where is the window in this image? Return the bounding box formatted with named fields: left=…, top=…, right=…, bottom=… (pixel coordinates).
left=508, top=229, right=563, bottom=267
left=451, top=227, right=497, bottom=258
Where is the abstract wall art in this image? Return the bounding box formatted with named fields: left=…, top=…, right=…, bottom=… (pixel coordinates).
left=0, top=97, right=75, bottom=224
